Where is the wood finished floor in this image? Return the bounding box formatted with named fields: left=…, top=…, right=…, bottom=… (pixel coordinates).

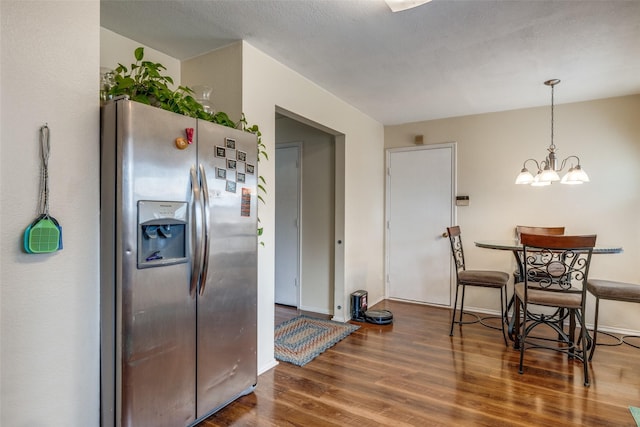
left=199, top=300, right=640, bottom=426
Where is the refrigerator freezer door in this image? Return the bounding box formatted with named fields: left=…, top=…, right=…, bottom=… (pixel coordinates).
left=102, top=99, right=198, bottom=427
left=195, top=121, right=258, bottom=419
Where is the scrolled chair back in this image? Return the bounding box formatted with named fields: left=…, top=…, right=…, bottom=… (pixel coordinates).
left=520, top=233, right=596, bottom=292
left=446, top=226, right=465, bottom=271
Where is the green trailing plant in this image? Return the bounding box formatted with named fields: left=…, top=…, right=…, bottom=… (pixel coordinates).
left=238, top=114, right=268, bottom=243
left=105, top=47, right=267, bottom=243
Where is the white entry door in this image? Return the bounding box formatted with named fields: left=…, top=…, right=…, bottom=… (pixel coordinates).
left=386, top=144, right=455, bottom=306
left=275, top=144, right=301, bottom=306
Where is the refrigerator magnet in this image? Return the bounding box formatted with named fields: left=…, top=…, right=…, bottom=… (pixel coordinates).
left=215, top=146, right=226, bottom=158
left=227, top=159, right=237, bottom=170
left=237, top=172, right=245, bottom=183
left=225, top=138, right=236, bottom=149
left=226, top=181, right=236, bottom=193
left=241, top=188, right=251, bottom=217
left=175, top=137, right=189, bottom=150
left=246, top=164, right=255, bottom=175
left=215, top=168, right=226, bottom=180
left=237, top=150, right=247, bottom=162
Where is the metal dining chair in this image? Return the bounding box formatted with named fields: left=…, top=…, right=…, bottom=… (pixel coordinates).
left=514, top=233, right=596, bottom=386
left=515, top=225, right=565, bottom=240
left=513, top=226, right=565, bottom=283
left=446, top=226, right=509, bottom=346
left=586, top=279, right=640, bottom=360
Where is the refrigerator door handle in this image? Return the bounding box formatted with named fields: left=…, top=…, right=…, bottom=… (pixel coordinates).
left=198, top=164, right=212, bottom=296
left=190, top=165, right=204, bottom=296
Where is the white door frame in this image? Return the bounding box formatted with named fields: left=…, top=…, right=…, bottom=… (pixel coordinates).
left=332, top=135, right=346, bottom=321
left=275, top=142, right=302, bottom=307
left=384, top=142, right=457, bottom=306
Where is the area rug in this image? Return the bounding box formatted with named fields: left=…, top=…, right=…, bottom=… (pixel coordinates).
left=274, top=315, right=359, bottom=366
left=630, top=406, right=640, bottom=426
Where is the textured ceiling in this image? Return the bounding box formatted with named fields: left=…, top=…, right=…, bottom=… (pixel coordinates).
left=101, top=0, right=640, bottom=125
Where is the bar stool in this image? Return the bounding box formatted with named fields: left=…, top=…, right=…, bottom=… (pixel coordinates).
left=446, top=226, right=509, bottom=346
left=587, top=279, right=640, bottom=361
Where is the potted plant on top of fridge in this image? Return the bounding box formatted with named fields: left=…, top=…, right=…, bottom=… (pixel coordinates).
left=103, top=47, right=267, bottom=241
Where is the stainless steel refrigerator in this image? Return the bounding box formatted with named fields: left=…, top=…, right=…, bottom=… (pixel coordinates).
left=100, top=98, right=258, bottom=426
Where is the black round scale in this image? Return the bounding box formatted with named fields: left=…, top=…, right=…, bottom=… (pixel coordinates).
left=364, top=309, right=393, bottom=325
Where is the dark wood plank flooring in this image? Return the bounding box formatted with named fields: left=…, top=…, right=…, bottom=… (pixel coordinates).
left=199, top=300, right=640, bottom=426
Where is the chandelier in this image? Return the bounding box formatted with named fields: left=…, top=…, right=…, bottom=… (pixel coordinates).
left=385, top=0, right=432, bottom=12
left=515, top=79, right=590, bottom=186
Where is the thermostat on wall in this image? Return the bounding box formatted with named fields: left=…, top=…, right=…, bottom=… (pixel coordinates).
left=456, top=196, right=469, bottom=206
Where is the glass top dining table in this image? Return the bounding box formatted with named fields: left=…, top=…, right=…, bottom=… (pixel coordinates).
left=474, top=239, right=623, bottom=347
left=474, top=240, right=623, bottom=254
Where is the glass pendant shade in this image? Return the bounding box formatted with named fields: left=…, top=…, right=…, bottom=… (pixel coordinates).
left=572, top=165, right=589, bottom=182
left=515, top=168, right=535, bottom=185
left=531, top=174, right=551, bottom=187
left=385, top=0, right=431, bottom=12
left=539, top=167, right=560, bottom=182
left=561, top=165, right=590, bottom=184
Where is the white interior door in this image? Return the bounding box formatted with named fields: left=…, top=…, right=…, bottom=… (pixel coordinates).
left=386, top=144, right=455, bottom=306
left=275, top=144, right=301, bottom=306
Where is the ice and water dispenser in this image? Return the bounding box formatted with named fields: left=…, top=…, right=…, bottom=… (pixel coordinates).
left=137, top=200, right=188, bottom=268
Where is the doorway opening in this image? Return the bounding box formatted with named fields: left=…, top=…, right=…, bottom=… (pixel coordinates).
left=274, top=108, right=345, bottom=321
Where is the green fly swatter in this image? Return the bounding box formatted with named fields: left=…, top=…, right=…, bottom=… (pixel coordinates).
left=25, top=216, right=61, bottom=253
left=23, top=124, right=62, bottom=254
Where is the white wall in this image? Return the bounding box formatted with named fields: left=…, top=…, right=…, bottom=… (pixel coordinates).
left=385, top=95, right=640, bottom=332
left=1, top=1, right=100, bottom=424
left=101, top=27, right=181, bottom=87
left=182, top=43, right=243, bottom=122
left=242, top=42, right=385, bottom=372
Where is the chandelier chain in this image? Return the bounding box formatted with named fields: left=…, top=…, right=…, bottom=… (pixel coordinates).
left=549, top=83, right=555, bottom=152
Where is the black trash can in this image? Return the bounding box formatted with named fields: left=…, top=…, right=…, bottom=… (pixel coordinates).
left=351, top=290, right=368, bottom=321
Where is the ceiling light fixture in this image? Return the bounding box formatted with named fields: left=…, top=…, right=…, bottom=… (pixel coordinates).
left=385, top=0, right=432, bottom=13
left=515, top=79, right=590, bottom=186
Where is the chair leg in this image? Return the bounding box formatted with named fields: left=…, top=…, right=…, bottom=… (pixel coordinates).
left=514, top=294, right=521, bottom=350
left=589, top=297, right=600, bottom=361
left=518, top=299, right=526, bottom=374
left=568, top=309, right=576, bottom=359
left=458, top=285, right=467, bottom=324
left=499, top=286, right=508, bottom=347
left=579, top=308, right=590, bottom=386
left=450, top=283, right=461, bottom=336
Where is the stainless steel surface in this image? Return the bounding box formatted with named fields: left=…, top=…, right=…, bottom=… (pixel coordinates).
left=190, top=165, right=203, bottom=296
left=121, top=100, right=198, bottom=426
left=198, top=164, right=211, bottom=297
left=101, top=99, right=257, bottom=427
left=195, top=120, right=258, bottom=419
left=100, top=102, right=117, bottom=427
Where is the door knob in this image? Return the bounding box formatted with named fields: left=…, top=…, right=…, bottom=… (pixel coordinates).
left=442, top=232, right=449, bottom=238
